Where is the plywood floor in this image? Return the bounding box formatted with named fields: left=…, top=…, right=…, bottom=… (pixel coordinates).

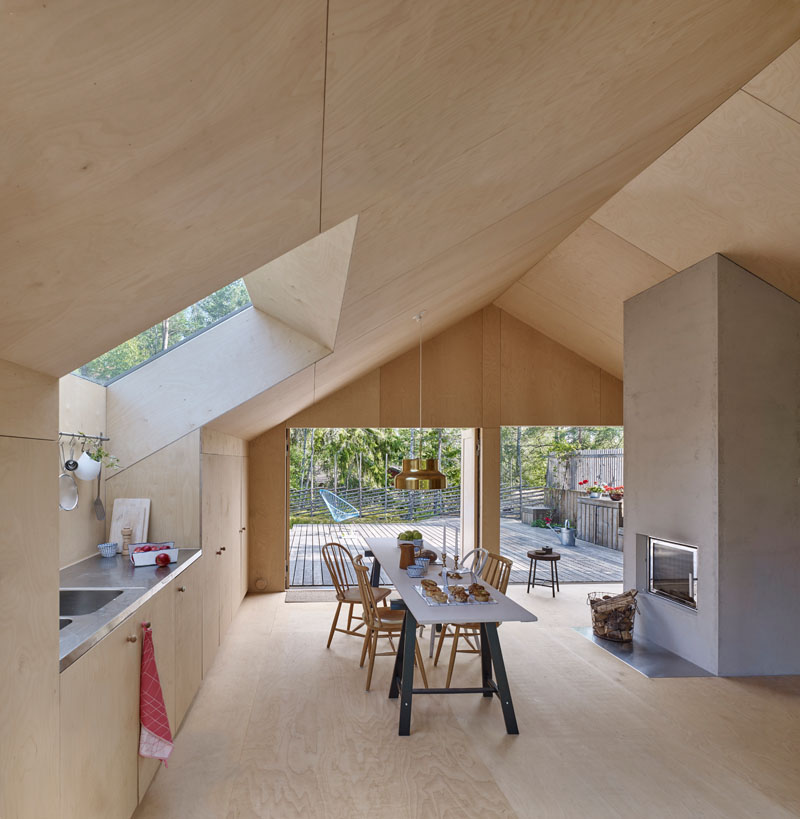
left=134, top=586, right=800, bottom=819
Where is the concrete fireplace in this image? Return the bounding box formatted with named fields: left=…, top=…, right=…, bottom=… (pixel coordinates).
left=624, top=254, right=800, bottom=676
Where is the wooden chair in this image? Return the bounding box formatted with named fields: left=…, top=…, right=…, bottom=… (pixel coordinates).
left=353, top=556, right=429, bottom=691
left=434, top=553, right=513, bottom=688
left=321, top=542, right=390, bottom=648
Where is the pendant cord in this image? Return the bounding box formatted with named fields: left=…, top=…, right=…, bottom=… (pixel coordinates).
left=415, top=311, right=425, bottom=456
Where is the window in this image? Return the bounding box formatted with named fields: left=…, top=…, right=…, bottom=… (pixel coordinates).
left=74, top=280, right=251, bottom=385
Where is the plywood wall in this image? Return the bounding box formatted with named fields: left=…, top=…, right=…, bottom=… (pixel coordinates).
left=285, top=308, right=622, bottom=430
left=105, top=431, right=201, bottom=548
left=248, top=425, right=287, bottom=593
left=0, top=361, right=59, bottom=817
left=58, top=375, right=108, bottom=567
left=250, top=307, right=622, bottom=590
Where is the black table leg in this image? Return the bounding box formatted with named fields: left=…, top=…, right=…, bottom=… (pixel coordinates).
left=364, top=550, right=381, bottom=587
left=483, top=622, right=519, bottom=735
left=479, top=623, right=493, bottom=697
left=398, top=611, right=417, bottom=736
left=550, top=561, right=556, bottom=597
left=388, top=613, right=406, bottom=699
left=555, top=560, right=560, bottom=592
left=526, top=558, right=533, bottom=594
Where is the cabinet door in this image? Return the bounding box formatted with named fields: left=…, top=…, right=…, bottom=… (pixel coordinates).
left=1, top=437, right=59, bottom=819
left=60, top=617, right=140, bottom=819
left=239, top=456, right=249, bottom=601
left=137, top=585, right=176, bottom=801
left=202, top=546, right=221, bottom=676
left=175, top=558, right=203, bottom=729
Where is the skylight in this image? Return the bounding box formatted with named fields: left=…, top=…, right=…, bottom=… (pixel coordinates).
left=74, top=280, right=251, bottom=385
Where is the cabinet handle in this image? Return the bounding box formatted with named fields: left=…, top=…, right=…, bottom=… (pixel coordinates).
left=178, top=586, right=186, bottom=592
left=239, top=527, right=246, bottom=532
left=215, top=550, right=222, bottom=555
left=221, top=546, right=226, bottom=551
left=127, top=635, right=137, bottom=643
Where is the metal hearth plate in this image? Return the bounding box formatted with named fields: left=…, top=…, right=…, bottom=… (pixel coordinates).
left=573, top=627, right=714, bottom=678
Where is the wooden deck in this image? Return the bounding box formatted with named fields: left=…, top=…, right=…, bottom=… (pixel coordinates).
left=288, top=518, right=622, bottom=587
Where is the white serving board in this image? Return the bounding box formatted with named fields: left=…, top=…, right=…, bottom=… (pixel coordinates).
left=109, top=498, right=151, bottom=551
left=413, top=584, right=499, bottom=607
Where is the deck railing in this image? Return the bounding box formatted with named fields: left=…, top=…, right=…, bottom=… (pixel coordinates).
left=289, top=484, right=462, bottom=521
left=290, top=482, right=550, bottom=522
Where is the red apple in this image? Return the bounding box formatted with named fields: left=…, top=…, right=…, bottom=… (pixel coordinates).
left=155, top=552, right=171, bottom=566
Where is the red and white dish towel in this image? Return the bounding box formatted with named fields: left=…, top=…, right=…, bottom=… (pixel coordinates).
left=139, top=622, right=173, bottom=764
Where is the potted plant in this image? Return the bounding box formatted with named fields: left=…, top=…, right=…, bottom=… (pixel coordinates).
left=586, top=484, right=604, bottom=498
left=75, top=441, right=120, bottom=481
left=608, top=486, right=624, bottom=501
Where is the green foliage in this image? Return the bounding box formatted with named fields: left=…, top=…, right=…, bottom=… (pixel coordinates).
left=531, top=518, right=550, bottom=528
left=289, top=427, right=463, bottom=492
left=75, top=280, right=251, bottom=384
left=501, top=426, right=624, bottom=487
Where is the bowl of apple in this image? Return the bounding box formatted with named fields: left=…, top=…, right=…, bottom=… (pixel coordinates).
left=130, top=542, right=178, bottom=567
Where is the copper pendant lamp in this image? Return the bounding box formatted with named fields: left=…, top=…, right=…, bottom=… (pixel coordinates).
left=394, top=312, right=447, bottom=491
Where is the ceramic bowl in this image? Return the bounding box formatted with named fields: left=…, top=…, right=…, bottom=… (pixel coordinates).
left=414, top=557, right=430, bottom=570
left=98, top=542, right=118, bottom=558
left=406, top=564, right=426, bottom=578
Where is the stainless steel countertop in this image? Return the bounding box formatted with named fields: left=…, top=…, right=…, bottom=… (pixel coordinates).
left=59, top=548, right=201, bottom=672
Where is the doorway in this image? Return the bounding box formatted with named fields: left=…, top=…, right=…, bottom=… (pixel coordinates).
left=287, top=427, right=468, bottom=586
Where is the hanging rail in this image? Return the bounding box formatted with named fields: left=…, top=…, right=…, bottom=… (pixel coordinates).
left=58, top=431, right=110, bottom=442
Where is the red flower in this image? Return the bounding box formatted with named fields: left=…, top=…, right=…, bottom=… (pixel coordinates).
left=544, top=517, right=551, bottom=523
left=578, top=479, right=588, bottom=486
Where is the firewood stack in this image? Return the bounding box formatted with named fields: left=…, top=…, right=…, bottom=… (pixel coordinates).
left=587, top=589, right=638, bottom=642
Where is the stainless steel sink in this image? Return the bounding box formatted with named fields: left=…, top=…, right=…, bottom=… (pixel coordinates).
left=59, top=618, right=73, bottom=630
left=59, top=588, right=124, bottom=616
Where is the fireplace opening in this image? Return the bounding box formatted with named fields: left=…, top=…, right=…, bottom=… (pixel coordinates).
left=648, top=537, right=697, bottom=609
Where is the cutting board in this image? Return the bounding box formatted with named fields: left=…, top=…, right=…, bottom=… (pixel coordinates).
left=109, top=498, right=151, bottom=549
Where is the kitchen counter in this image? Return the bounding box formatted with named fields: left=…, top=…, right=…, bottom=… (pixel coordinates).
left=59, top=548, right=201, bottom=671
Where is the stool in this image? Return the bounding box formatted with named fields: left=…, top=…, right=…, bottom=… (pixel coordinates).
left=526, top=551, right=561, bottom=597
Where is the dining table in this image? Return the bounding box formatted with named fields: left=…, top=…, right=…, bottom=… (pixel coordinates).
left=364, top=537, right=537, bottom=736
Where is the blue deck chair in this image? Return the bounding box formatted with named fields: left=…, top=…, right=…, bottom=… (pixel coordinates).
left=319, top=489, right=360, bottom=528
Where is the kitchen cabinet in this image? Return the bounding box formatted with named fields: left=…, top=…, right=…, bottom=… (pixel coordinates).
left=137, top=585, right=175, bottom=801
left=175, top=557, right=203, bottom=728
left=202, top=544, right=221, bottom=676
left=240, top=456, right=249, bottom=600
left=0, top=435, right=59, bottom=819
left=202, top=451, right=245, bottom=673
left=60, top=614, right=141, bottom=819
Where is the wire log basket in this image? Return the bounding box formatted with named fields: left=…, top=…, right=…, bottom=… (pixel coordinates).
left=587, top=589, right=638, bottom=642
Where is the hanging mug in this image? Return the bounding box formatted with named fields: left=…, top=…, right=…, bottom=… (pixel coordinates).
left=75, top=451, right=102, bottom=481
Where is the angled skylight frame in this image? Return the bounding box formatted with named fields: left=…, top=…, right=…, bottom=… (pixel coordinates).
left=74, top=279, right=252, bottom=386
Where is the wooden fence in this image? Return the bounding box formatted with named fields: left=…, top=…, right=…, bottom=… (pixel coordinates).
left=545, top=449, right=624, bottom=490
left=289, top=483, right=623, bottom=549
left=290, top=482, right=546, bottom=522
left=289, top=484, right=461, bottom=521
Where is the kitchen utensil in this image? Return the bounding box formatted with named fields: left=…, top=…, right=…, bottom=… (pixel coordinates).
left=94, top=469, right=105, bottom=520
left=58, top=443, right=79, bottom=511
left=64, top=438, right=78, bottom=471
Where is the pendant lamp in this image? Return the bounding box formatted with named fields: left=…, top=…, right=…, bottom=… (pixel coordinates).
left=394, top=312, right=447, bottom=491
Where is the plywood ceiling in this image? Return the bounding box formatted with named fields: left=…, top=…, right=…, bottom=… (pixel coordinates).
left=495, top=38, right=800, bottom=378
left=3, top=1, right=800, bottom=439
left=244, top=216, right=357, bottom=351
